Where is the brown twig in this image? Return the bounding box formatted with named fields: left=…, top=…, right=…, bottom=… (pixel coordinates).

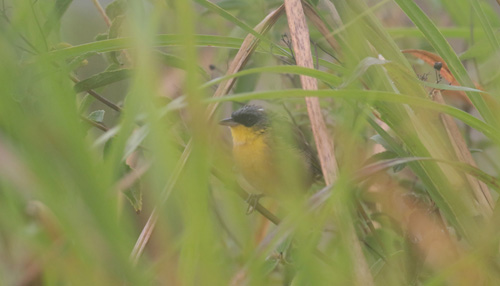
left=70, top=75, right=122, bottom=112
left=92, top=0, right=112, bottom=27
left=130, top=140, right=190, bottom=264
left=130, top=208, right=158, bottom=265
left=432, top=90, right=494, bottom=215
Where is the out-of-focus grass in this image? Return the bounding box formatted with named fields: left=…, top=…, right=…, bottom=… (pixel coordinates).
left=1, top=0, right=500, bottom=285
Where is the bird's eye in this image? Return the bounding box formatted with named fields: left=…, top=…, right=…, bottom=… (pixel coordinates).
left=241, top=114, right=258, bottom=127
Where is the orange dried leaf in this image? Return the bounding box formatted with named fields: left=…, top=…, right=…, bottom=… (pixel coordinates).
left=403, top=49, right=474, bottom=107
left=403, top=49, right=457, bottom=84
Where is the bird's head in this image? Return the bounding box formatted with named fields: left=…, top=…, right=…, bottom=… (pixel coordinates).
left=219, top=105, right=269, bottom=144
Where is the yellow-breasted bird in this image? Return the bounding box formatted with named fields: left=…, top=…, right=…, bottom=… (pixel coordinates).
left=219, top=105, right=322, bottom=201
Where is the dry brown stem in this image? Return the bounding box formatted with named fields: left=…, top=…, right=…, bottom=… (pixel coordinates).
left=284, top=1, right=373, bottom=285
left=432, top=90, right=493, bottom=216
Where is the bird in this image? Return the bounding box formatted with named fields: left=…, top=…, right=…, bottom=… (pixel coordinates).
left=219, top=105, right=322, bottom=210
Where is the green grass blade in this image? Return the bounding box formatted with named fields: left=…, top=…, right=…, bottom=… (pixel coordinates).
left=468, top=0, right=500, bottom=52
left=200, top=65, right=342, bottom=89
left=44, top=35, right=245, bottom=60
left=206, top=89, right=500, bottom=144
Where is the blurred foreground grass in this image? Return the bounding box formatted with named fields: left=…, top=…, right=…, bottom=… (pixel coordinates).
left=2, top=0, right=500, bottom=285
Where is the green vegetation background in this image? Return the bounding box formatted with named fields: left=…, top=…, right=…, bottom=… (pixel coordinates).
left=1, top=0, right=500, bottom=285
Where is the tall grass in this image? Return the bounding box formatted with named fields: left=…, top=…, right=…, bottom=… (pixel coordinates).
left=1, top=0, right=500, bottom=285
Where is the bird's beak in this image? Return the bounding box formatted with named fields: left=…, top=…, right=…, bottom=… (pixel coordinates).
left=219, top=118, right=239, bottom=126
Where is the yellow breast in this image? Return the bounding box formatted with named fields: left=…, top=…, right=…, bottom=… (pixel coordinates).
left=229, top=125, right=278, bottom=195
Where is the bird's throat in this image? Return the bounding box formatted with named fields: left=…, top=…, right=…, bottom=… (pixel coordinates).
left=229, top=125, right=265, bottom=146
